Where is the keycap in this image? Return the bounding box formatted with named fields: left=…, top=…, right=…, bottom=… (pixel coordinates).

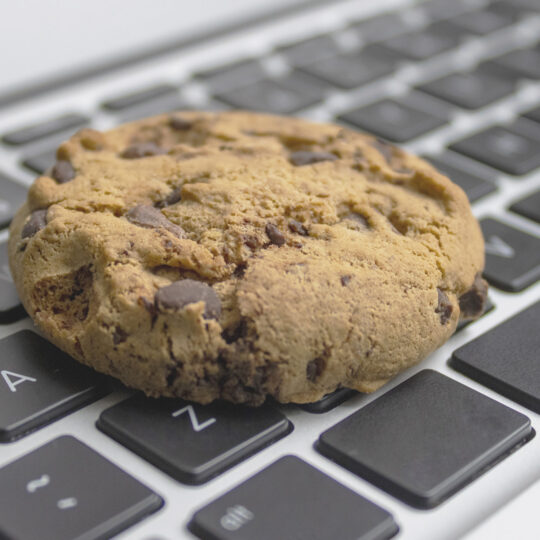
left=2, top=113, right=88, bottom=146
left=456, top=297, right=495, bottom=332
left=451, top=302, right=540, bottom=412
left=488, top=47, right=540, bottom=80
left=189, top=455, right=399, bottom=540
left=523, top=105, right=540, bottom=125
left=300, top=388, right=357, bottom=413
left=338, top=98, right=447, bottom=143
left=510, top=190, right=540, bottom=224
left=195, top=58, right=266, bottom=92
left=349, top=13, right=408, bottom=43
left=498, top=0, right=540, bottom=13
left=317, top=370, right=532, bottom=509
left=97, top=394, right=292, bottom=485
left=480, top=218, right=540, bottom=292
left=421, top=0, right=472, bottom=21
left=276, top=34, right=340, bottom=66
left=417, top=70, right=515, bottom=109
left=447, top=4, right=519, bottom=35
left=115, top=96, right=191, bottom=122
left=0, top=331, right=106, bottom=442
left=0, top=241, right=25, bottom=324
left=299, top=47, right=397, bottom=89
left=0, top=436, right=162, bottom=540
left=0, top=173, right=27, bottom=228
left=449, top=124, right=540, bottom=175
left=102, top=83, right=178, bottom=111
left=424, top=153, right=497, bottom=202
left=22, top=148, right=56, bottom=175
left=377, top=26, right=461, bottom=61
left=214, top=72, right=327, bottom=114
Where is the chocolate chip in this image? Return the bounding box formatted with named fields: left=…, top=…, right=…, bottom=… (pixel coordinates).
left=244, top=235, right=259, bottom=249
left=113, top=327, right=128, bottom=345
left=169, top=116, right=193, bottom=131
left=265, top=223, right=286, bottom=246
left=288, top=219, right=308, bottom=236
left=126, top=205, right=185, bottom=238
left=21, top=209, right=48, bottom=238
left=156, top=187, right=182, bottom=208
left=435, top=288, right=453, bottom=325
left=289, top=151, right=338, bottom=166
left=306, top=356, right=326, bottom=381
left=51, top=160, right=76, bottom=184
left=155, top=279, right=221, bottom=320
left=371, top=137, right=395, bottom=163
left=459, top=274, right=488, bottom=320
left=121, top=142, right=166, bottom=159
left=340, top=275, right=352, bottom=286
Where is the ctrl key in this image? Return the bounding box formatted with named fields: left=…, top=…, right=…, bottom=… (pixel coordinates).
left=189, top=455, right=398, bottom=540
left=0, top=436, right=163, bottom=540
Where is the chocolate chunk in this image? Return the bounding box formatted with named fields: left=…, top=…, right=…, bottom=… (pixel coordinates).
left=121, top=142, right=166, bottom=159
left=155, top=279, right=221, bottom=320
left=289, top=151, right=338, bottom=166
left=265, top=223, right=286, bottom=246
left=21, top=209, right=48, bottom=238
left=459, top=274, right=488, bottom=320
left=371, top=137, right=395, bottom=163
left=169, top=116, right=193, bottom=131
left=51, top=160, right=76, bottom=184
left=126, top=205, right=185, bottom=238
left=244, top=235, right=259, bottom=249
left=306, top=356, right=326, bottom=381
left=340, top=275, right=352, bottom=286
left=157, top=187, right=182, bottom=208
left=435, top=288, right=453, bottom=325
left=288, top=219, right=308, bottom=236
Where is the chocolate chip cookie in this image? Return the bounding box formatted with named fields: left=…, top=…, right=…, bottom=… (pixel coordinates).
left=8, top=111, right=487, bottom=405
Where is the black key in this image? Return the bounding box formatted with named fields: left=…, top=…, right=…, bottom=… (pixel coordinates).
left=195, top=58, right=266, bottom=92
left=276, top=34, right=340, bottom=66
left=424, top=153, right=497, bottom=202
left=449, top=124, right=540, bottom=175
left=102, top=84, right=178, bottom=111
left=115, top=96, right=192, bottom=122
left=377, top=26, right=461, bottom=61
left=0, top=241, right=25, bottom=324
left=215, top=72, right=327, bottom=114
left=480, top=218, right=540, bottom=292
left=339, top=98, right=447, bottom=143
left=510, top=190, right=540, bottom=223
left=451, top=302, right=540, bottom=411
left=448, top=4, right=519, bottom=35
left=299, top=47, right=397, bottom=89
left=523, top=105, right=540, bottom=125
left=189, top=455, right=399, bottom=540
left=456, top=297, right=495, bottom=332
left=317, top=370, right=532, bottom=509
left=300, top=388, right=357, bottom=413
left=2, top=113, right=88, bottom=146
left=417, top=71, right=515, bottom=110
left=0, top=173, right=27, bottom=228
left=488, top=47, right=540, bottom=80
left=421, top=0, right=472, bottom=21
left=0, top=436, right=162, bottom=540
left=498, top=0, right=540, bottom=13
left=348, top=13, right=408, bottom=43
left=0, top=331, right=106, bottom=442
left=22, top=148, right=56, bottom=175
left=97, top=394, right=292, bottom=485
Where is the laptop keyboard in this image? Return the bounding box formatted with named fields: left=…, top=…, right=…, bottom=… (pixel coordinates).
left=0, top=0, right=539, bottom=539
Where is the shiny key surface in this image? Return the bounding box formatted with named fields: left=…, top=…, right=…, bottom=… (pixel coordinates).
left=510, top=190, right=540, bottom=224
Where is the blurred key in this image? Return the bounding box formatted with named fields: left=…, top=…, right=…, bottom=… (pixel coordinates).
left=276, top=34, right=339, bottom=66
left=498, top=0, right=540, bottom=13
left=451, top=302, right=540, bottom=412
left=195, top=58, right=265, bottom=92
left=487, top=47, right=540, bottom=80
left=0, top=436, right=162, bottom=540
left=102, top=84, right=178, bottom=111
left=97, top=394, right=292, bottom=484
left=348, top=13, right=407, bottom=43
left=22, top=148, right=56, bottom=175
left=2, top=113, right=88, bottom=146
left=0, top=331, right=106, bottom=442
left=300, top=388, right=357, bottom=414
left=480, top=218, right=540, bottom=292
left=510, top=190, right=540, bottom=224
left=421, top=0, right=473, bottom=21
left=523, top=105, right=540, bottom=125
left=424, top=153, right=497, bottom=202
left=449, top=124, right=540, bottom=175
left=115, top=96, right=191, bottom=122
left=338, top=98, right=447, bottom=143
left=189, top=455, right=399, bottom=540
left=447, top=4, right=519, bottom=35
left=0, top=241, right=25, bottom=324
left=317, top=370, right=532, bottom=509
left=0, top=173, right=27, bottom=228
left=417, top=71, right=515, bottom=109
left=299, top=47, right=397, bottom=89
left=215, top=72, right=328, bottom=114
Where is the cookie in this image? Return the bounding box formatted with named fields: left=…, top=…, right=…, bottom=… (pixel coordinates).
left=8, top=111, right=487, bottom=405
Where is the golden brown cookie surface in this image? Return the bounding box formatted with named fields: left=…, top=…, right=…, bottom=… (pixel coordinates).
left=9, top=111, right=486, bottom=405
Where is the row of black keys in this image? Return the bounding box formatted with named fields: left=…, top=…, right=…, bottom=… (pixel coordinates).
left=0, top=301, right=538, bottom=539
